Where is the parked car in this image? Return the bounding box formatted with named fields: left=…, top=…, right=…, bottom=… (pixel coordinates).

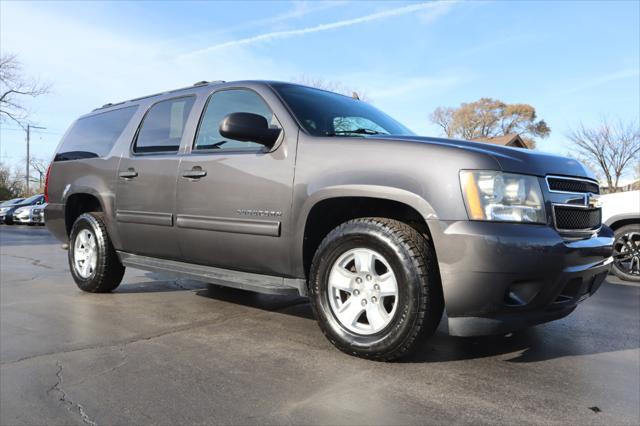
left=12, top=203, right=48, bottom=225
left=0, top=198, right=26, bottom=223
left=0, top=198, right=24, bottom=205
left=1, top=194, right=45, bottom=225
left=601, top=190, right=640, bottom=282
left=45, top=80, right=613, bottom=360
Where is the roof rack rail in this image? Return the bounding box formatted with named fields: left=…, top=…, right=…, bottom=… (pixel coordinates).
left=94, top=80, right=227, bottom=111
left=92, top=101, right=126, bottom=112
left=193, top=80, right=226, bottom=86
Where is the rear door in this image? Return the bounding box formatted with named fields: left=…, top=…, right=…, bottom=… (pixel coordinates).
left=175, top=88, right=295, bottom=276
left=115, top=96, right=196, bottom=259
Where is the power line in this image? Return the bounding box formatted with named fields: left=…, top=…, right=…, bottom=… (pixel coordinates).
left=1, top=127, right=62, bottom=136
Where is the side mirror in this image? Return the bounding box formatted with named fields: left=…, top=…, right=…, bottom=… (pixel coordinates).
left=219, top=112, right=281, bottom=148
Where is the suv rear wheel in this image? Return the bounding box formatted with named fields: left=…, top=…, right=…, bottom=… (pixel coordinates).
left=68, top=213, right=125, bottom=292
left=308, top=218, right=443, bottom=361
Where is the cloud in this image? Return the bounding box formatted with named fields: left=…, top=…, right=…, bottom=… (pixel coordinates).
left=563, top=68, right=640, bottom=95
left=216, top=1, right=349, bottom=35
left=368, top=75, right=469, bottom=99
left=182, top=1, right=457, bottom=57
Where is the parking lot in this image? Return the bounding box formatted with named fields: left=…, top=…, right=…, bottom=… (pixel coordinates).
left=0, top=225, right=638, bottom=425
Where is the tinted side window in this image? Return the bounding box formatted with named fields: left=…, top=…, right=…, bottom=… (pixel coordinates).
left=134, top=96, right=195, bottom=153
left=54, top=106, right=138, bottom=161
left=194, top=89, right=279, bottom=151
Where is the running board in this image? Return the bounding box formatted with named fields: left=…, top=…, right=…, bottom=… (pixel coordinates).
left=117, top=252, right=306, bottom=296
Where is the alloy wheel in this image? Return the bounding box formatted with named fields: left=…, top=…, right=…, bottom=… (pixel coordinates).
left=613, top=231, right=640, bottom=277
left=327, top=248, right=399, bottom=335
left=74, top=229, right=98, bottom=278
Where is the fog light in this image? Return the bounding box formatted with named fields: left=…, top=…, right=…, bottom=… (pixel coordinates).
left=504, top=281, right=543, bottom=306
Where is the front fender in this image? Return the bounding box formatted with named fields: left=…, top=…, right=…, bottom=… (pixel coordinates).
left=290, top=184, right=439, bottom=278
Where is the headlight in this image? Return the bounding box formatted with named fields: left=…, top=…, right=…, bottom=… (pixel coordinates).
left=0, top=207, right=9, bottom=214
left=460, top=170, right=546, bottom=223
left=14, top=208, right=25, bottom=214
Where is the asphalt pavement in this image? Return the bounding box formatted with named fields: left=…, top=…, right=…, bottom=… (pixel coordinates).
left=1, top=225, right=639, bottom=425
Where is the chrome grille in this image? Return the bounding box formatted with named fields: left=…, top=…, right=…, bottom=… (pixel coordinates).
left=546, top=175, right=602, bottom=235
left=547, top=177, right=600, bottom=194
left=553, top=206, right=601, bottom=231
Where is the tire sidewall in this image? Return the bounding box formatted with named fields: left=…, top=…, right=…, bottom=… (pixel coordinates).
left=68, top=214, right=105, bottom=291
left=310, top=222, right=424, bottom=355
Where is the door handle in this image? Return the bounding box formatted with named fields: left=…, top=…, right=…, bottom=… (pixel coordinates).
left=118, top=168, right=138, bottom=179
left=182, top=168, right=207, bottom=179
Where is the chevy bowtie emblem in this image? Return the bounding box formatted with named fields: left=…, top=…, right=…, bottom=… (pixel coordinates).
left=587, top=193, right=601, bottom=208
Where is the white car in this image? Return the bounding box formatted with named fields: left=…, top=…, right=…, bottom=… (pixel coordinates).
left=12, top=203, right=47, bottom=226
left=601, top=190, right=640, bottom=282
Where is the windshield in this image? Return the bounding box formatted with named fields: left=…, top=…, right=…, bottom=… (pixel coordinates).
left=271, top=83, right=414, bottom=137
left=21, top=194, right=43, bottom=205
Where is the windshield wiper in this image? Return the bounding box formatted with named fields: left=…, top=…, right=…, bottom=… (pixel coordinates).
left=327, top=128, right=389, bottom=136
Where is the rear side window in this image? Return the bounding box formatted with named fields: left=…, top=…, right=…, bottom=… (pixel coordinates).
left=54, top=106, right=138, bottom=161
left=134, top=96, right=196, bottom=153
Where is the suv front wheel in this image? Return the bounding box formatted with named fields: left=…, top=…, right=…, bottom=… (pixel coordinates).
left=68, top=213, right=125, bottom=292
left=308, top=218, right=443, bottom=361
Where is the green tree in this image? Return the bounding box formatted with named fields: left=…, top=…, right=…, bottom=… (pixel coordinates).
left=430, top=98, right=551, bottom=148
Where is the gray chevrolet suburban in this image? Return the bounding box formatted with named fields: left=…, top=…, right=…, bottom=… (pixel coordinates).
left=45, top=80, right=614, bottom=360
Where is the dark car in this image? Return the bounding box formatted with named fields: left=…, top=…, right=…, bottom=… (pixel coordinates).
left=1, top=194, right=45, bottom=224
left=0, top=198, right=24, bottom=206
left=45, top=80, right=613, bottom=361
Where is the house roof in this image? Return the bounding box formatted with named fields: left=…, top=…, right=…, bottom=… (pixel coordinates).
left=473, top=134, right=530, bottom=149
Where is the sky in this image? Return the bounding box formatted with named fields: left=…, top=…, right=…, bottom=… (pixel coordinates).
left=1, top=0, right=639, bottom=180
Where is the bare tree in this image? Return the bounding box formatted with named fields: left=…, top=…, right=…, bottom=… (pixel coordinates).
left=430, top=98, right=550, bottom=148
left=567, top=120, right=640, bottom=192
left=293, top=75, right=369, bottom=101
left=0, top=53, right=50, bottom=127
left=29, top=157, right=49, bottom=191
left=0, top=162, right=25, bottom=199
left=430, top=106, right=455, bottom=138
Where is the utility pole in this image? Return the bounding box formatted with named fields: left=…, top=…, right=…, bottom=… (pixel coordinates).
left=26, top=124, right=46, bottom=194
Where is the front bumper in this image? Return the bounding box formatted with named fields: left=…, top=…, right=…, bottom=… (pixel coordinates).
left=30, top=209, right=45, bottom=224
left=13, top=212, right=31, bottom=224
left=428, top=220, right=613, bottom=337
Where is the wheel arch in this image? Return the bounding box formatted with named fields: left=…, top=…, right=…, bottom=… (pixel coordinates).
left=606, top=214, right=640, bottom=231
left=64, top=190, right=105, bottom=236
left=296, top=185, right=439, bottom=279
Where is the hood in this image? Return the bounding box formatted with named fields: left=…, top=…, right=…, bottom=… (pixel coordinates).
left=371, top=135, right=596, bottom=180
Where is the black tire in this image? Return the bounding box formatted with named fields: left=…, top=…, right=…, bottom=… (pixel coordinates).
left=308, top=218, right=443, bottom=361
left=611, top=224, right=640, bottom=282
left=68, top=212, right=125, bottom=292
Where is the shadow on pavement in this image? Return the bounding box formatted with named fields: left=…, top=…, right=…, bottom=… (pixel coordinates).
left=115, top=274, right=639, bottom=365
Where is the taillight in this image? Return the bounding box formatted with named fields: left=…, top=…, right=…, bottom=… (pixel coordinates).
left=44, top=163, right=52, bottom=203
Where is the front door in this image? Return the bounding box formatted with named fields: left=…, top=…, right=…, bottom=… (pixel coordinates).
left=116, top=95, right=196, bottom=259
left=175, top=88, right=295, bottom=276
